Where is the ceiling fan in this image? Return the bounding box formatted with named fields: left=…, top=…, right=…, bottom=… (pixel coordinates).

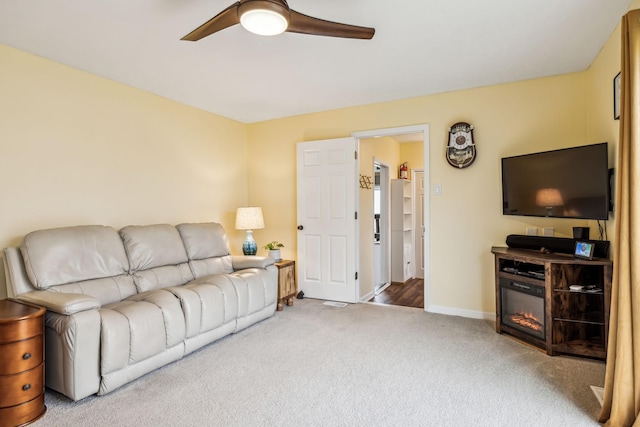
left=181, top=0, right=375, bottom=41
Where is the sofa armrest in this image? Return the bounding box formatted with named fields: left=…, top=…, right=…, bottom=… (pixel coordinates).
left=3, top=247, right=36, bottom=298
left=18, top=291, right=101, bottom=315
left=44, top=309, right=101, bottom=400
left=231, top=256, right=275, bottom=271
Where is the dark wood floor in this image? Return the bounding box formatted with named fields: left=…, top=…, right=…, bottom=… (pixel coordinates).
left=369, top=278, right=424, bottom=309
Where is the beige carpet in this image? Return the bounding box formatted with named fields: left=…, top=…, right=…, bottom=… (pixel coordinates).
left=36, top=299, right=604, bottom=426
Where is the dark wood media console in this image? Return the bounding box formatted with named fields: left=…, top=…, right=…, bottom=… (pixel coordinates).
left=492, top=247, right=612, bottom=360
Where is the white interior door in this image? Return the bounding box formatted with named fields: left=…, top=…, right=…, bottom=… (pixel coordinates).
left=296, top=137, right=357, bottom=303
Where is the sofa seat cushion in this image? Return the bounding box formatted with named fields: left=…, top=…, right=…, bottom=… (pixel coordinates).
left=176, top=222, right=233, bottom=277
left=167, top=275, right=239, bottom=339
left=228, top=269, right=277, bottom=321
left=100, top=290, right=186, bottom=375
left=120, top=224, right=194, bottom=292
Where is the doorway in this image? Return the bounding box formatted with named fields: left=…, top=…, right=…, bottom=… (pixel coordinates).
left=352, top=124, right=430, bottom=311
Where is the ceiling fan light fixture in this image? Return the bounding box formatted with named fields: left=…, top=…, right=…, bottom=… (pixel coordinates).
left=182, top=0, right=375, bottom=42
left=240, top=9, right=288, bottom=36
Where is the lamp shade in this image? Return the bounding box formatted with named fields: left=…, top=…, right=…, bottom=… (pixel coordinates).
left=235, top=207, right=265, bottom=230
left=535, top=188, right=564, bottom=207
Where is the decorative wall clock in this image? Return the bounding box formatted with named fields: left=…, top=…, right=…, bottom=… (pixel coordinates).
left=446, top=122, right=476, bottom=169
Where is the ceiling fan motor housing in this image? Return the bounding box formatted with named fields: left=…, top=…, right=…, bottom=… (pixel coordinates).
left=238, top=0, right=291, bottom=23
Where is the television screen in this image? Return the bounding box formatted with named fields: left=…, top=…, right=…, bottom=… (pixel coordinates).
left=501, top=143, right=609, bottom=220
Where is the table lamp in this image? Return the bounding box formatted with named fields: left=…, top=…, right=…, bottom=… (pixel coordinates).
left=235, top=207, right=265, bottom=255
left=535, top=188, right=564, bottom=217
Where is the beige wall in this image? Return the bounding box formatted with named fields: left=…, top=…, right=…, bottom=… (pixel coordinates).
left=248, top=71, right=602, bottom=317
left=583, top=1, right=640, bottom=241
left=1, top=0, right=632, bottom=311
left=400, top=141, right=424, bottom=171
left=248, top=0, right=637, bottom=314
left=0, top=45, right=250, bottom=298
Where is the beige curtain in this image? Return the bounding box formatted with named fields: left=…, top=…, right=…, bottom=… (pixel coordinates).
left=599, top=9, right=640, bottom=427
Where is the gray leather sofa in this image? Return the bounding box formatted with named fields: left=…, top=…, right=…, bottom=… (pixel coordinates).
left=2, top=222, right=277, bottom=401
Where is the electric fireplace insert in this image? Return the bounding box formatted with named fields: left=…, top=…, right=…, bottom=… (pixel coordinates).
left=500, top=277, right=545, bottom=340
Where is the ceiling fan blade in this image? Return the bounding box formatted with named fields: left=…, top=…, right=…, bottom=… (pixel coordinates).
left=287, top=10, right=374, bottom=39
left=181, top=2, right=241, bottom=41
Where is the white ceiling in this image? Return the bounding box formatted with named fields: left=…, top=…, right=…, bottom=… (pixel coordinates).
left=0, top=1, right=632, bottom=123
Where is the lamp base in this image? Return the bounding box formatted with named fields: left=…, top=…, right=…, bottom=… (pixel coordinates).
left=242, top=230, right=258, bottom=255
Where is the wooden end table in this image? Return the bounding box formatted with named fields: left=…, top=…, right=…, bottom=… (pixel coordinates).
left=275, top=260, right=297, bottom=311
left=0, top=299, right=46, bottom=427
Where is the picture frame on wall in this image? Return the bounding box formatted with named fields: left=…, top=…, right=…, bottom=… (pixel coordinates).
left=614, top=72, right=621, bottom=120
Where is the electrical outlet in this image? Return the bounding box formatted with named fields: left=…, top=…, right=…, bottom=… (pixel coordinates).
left=543, top=227, right=555, bottom=236
left=526, top=227, right=538, bottom=236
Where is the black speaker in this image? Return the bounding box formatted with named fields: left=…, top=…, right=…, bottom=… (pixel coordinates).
left=505, top=234, right=609, bottom=258
left=573, top=227, right=590, bottom=240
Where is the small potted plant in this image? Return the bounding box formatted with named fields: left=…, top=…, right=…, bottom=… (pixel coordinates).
left=263, top=241, right=284, bottom=262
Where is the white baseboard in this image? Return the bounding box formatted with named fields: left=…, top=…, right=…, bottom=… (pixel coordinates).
left=375, top=282, right=391, bottom=295
left=591, top=385, right=604, bottom=406
left=359, top=293, right=494, bottom=321
left=426, top=304, right=494, bottom=320
left=359, top=290, right=375, bottom=302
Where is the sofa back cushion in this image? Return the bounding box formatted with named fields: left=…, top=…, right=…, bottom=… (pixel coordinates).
left=20, top=225, right=135, bottom=304
left=120, top=224, right=194, bottom=292
left=176, top=222, right=233, bottom=277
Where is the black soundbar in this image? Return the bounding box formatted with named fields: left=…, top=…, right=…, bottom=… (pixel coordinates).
left=505, top=234, right=610, bottom=259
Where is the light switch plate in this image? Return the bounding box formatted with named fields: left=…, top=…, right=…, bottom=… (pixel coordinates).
left=526, top=227, right=538, bottom=236
left=543, top=227, right=555, bottom=236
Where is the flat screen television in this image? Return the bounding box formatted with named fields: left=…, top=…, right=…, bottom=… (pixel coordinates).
left=501, top=142, right=609, bottom=220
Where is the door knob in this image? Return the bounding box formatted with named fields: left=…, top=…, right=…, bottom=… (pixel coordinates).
left=297, top=225, right=304, bottom=230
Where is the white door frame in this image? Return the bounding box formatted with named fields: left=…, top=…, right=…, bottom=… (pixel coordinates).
left=374, top=160, right=391, bottom=290
left=352, top=124, right=431, bottom=311
left=412, top=168, right=425, bottom=280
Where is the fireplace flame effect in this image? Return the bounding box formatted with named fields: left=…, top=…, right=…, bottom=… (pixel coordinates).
left=509, top=311, right=543, bottom=331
